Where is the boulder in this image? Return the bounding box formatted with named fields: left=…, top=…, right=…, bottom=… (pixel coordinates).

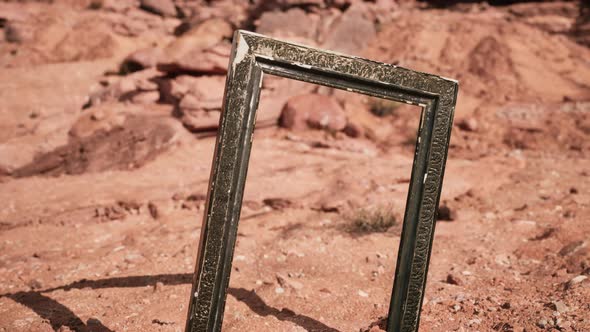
left=157, top=77, right=187, bottom=104
left=112, top=17, right=150, bottom=37
left=256, top=8, right=320, bottom=41
left=49, top=20, right=119, bottom=62
left=157, top=18, right=232, bottom=74
left=13, top=113, right=181, bottom=177
left=0, top=60, right=110, bottom=172
left=87, top=68, right=160, bottom=107
left=161, top=18, right=232, bottom=60
left=343, top=122, right=364, bottom=138
left=178, top=93, right=201, bottom=110
left=131, top=91, right=161, bottom=104
left=157, top=42, right=230, bottom=75
left=99, top=0, right=138, bottom=13
left=322, top=3, right=376, bottom=55
left=183, top=75, right=225, bottom=110
left=174, top=1, right=248, bottom=31
left=181, top=110, right=221, bottom=133
left=0, top=138, right=57, bottom=176
left=140, top=0, right=178, bottom=17
left=279, top=94, right=347, bottom=132
left=468, top=36, right=515, bottom=81
left=256, top=76, right=317, bottom=126
left=69, top=103, right=129, bottom=139
left=161, top=75, right=226, bottom=110
left=121, top=47, right=163, bottom=72
left=457, top=117, right=478, bottom=132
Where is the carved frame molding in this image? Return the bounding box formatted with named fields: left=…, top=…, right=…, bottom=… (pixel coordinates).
left=185, top=30, right=459, bottom=332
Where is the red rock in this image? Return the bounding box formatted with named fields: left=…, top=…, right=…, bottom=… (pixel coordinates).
left=157, top=78, right=186, bottom=104
left=4, top=20, right=35, bottom=43
left=181, top=110, right=221, bottom=133
left=275, top=272, right=303, bottom=290
left=257, top=77, right=317, bottom=126
left=158, top=19, right=232, bottom=74
left=446, top=273, right=464, bottom=286
left=69, top=103, right=131, bottom=139
left=122, top=47, right=163, bottom=72
left=178, top=94, right=201, bottom=110
left=131, top=91, right=160, bottom=104
left=437, top=203, right=456, bottom=221
left=172, top=75, right=226, bottom=110
left=100, top=0, right=137, bottom=13
left=158, top=43, right=230, bottom=75
left=14, top=114, right=181, bottom=177
left=573, top=19, right=590, bottom=47
left=0, top=141, right=44, bottom=176
left=87, top=68, right=160, bottom=107
left=322, top=3, right=376, bottom=55
left=457, top=118, right=478, bottom=132
left=525, top=15, right=573, bottom=35
left=359, top=316, right=388, bottom=332
left=135, top=77, right=159, bottom=92
left=112, top=17, right=149, bottom=37
left=343, top=122, right=364, bottom=138
left=369, top=326, right=386, bottom=332
left=279, top=0, right=324, bottom=6
left=263, top=198, right=293, bottom=210
left=182, top=18, right=233, bottom=45
left=52, top=20, right=118, bottom=62
left=256, top=8, right=319, bottom=40
left=140, top=0, right=178, bottom=17
left=147, top=201, right=159, bottom=219
left=468, top=36, right=514, bottom=81
left=1, top=5, right=31, bottom=43
left=0, top=59, right=111, bottom=174
left=175, top=1, right=248, bottom=31
left=279, top=94, right=347, bottom=131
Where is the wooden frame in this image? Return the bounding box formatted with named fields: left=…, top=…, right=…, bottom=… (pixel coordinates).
left=185, top=30, right=459, bottom=332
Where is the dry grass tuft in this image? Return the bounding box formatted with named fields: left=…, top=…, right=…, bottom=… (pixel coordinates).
left=345, top=205, right=397, bottom=234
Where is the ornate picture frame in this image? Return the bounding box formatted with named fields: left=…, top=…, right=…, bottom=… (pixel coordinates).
left=185, top=30, right=459, bottom=332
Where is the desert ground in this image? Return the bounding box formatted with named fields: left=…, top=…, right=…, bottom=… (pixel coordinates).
left=0, top=0, right=589, bottom=331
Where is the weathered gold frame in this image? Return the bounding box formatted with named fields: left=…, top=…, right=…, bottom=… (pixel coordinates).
left=185, top=30, right=459, bottom=332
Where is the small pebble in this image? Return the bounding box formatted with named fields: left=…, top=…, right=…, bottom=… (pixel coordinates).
left=147, top=201, right=159, bottom=219
left=153, top=281, right=164, bottom=292
left=537, top=318, right=549, bottom=328
left=446, top=273, right=463, bottom=286
left=565, top=275, right=587, bottom=289
left=551, top=300, right=569, bottom=313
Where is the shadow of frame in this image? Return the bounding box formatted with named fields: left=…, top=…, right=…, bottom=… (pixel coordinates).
left=2, top=273, right=340, bottom=332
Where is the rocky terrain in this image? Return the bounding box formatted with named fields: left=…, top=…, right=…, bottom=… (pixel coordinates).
left=0, top=0, right=589, bottom=331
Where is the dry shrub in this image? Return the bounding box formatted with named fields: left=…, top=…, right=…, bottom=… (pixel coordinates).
left=345, top=205, right=397, bottom=234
